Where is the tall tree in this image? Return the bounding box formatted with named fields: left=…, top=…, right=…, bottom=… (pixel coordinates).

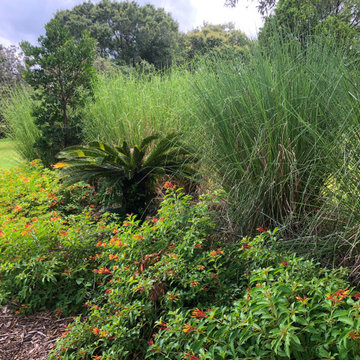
left=0, top=45, right=24, bottom=94
left=21, top=19, right=97, bottom=166
left=259, top=0, right=360, bottom=45
left=227, top=0, right=360, bottom=43
left=181, top=23, right=251, bottom=61
left=54, top=0, right=180, bottom=69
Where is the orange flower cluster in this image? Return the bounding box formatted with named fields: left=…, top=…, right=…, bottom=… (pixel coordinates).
left=209, top=248, right=224, bottom=257
left=326, top=288, right=349, bottom=305
left=182, top=323, right=196, bottom=333
left=93, top=267, right=111, bottom=275
left=164, top=181, right=176, bottom=190
left=168, top=293, right=179, bottom=301
left=279, top=260, right=290, bottom=267
left=183, top=353, right=201, bottom=360
left=191, top=308, right=208, bottom=320
left=296, top=296, right=307, bottom=304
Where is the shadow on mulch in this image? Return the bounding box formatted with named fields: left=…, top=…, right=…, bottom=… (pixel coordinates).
left=0, top=306, right=73, bottom=360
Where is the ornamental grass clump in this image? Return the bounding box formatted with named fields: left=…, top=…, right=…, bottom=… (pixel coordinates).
left=188, top=37, right=360, bottom=237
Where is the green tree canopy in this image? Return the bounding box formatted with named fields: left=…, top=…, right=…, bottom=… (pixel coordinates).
left=54, top=0, right=180, bottom=69
left=259, top=0, right=360, bottom=45
left=227, top=0, right=360, bottom=44
left=0, top=45, right=24, bottom=94
left=181, top=23, right=251, bottom=61
left=21, top=19, right=97, bottom=165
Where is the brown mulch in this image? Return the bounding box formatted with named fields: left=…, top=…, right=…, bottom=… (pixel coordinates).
left=0, top=306, right=73, bottom=360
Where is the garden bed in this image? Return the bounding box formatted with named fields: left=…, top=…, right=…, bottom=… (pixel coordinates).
left=0, top=306, right=72, bottom=360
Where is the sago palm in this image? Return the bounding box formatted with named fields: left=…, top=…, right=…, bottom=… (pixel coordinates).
left=54, top=133, right=197, bottom=216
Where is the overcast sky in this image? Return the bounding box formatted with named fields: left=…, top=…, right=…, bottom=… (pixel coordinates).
left=0, top=0, right=263, bottom=47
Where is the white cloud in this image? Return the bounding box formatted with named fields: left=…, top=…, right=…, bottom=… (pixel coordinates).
left=188, top=0, right=263, bottom=37
left=0, top=0, right=263, bottom=47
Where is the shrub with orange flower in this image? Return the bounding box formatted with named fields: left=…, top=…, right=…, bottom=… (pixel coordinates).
left=191, top=308, right=208, bottom=320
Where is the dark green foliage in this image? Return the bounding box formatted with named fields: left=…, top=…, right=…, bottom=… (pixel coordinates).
left=181, top=23, right=251, bottom=61
left=55, top=134, right=197, bottom=216
left=259, top=0, right=360, bottom=46
left=54, top=0, right=180, bottom=69
left=21, top=19, right=96, bottom=166
left=49, top=190, right=360, bottom=360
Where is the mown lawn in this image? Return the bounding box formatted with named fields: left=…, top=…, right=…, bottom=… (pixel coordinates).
left=0, top=139, right=21, bottom=169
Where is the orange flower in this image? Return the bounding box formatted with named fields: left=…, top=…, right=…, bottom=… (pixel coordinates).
left=183, top=353, right=201, bottom=360
left=168, top=293, right=179, bottom=301
left=92, top=328, right=100, bottom=335
left=109, top=254, right=119, bottom=261
left=0, top=230, right=4, bottom=238
left=170, top=253, right=178, bottom=258
left=193, top=243, right=202, bottom=248
left=37, top=256, right=46, bottom=261
left=210, top=248, right=223, bottom=257
left=190, top=281, right=200, bottom=287
left=257, top=227, right=268, bottom=233
left=296, top=296, right=307, bottom=304
left=157, top=321, right=167, bottom=330
left=191, top=308, right=208, bottom=320
left=348, top=331, right=359, bottom=340
left=152, top=218, right=158, bottom=223
left=22, top=177, right=29, bottom=182
left=133, top=234, right=144, bottom=241
left=182, top=324, right=196, bottom=333
left=353, top=292, right=360, bottom=300
left=279, top=260, right=290, bottom=267
left=13, top=205, right=22, bottom=212
left=164, top=181, right=176, bottom=190
left=92, top=355, right=102, bottom=360
left=100, top=330, right=109, bottom=338
left=105, top=288, right=113, bottom=294
left=123, top=221, right=131, bottom=227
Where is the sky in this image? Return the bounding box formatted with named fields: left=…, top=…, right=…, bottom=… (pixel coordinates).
left=0, top=0, right=263, bottom=47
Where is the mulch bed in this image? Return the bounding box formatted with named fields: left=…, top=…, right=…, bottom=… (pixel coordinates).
left=0, top=306, right=73, bottom=360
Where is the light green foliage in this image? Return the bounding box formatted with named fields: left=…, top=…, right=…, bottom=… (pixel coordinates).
left=259, top=0, right=360, bottom=46
left=187, top=38, right=360, bottom=235
left=0, top=44, right=25, bottom=136
left=81, top=69, right=193, bottom=146
left=0, top=86, right=40, bottom=161
left=181, top=23, right=251, bottom=61
left=21, top=19, right=97, bottom=166
left=0, top=139, right=21, bottom=169
left=0, top=162, right=100, bottom=313
left=54, top=0, right=180, bottom=68
left=47, top=189, right=360, bottom=360
left=55, top=134, right=197, bottom=216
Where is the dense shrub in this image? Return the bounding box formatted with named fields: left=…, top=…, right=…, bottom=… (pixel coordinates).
left=47, top=188, right=360, bottom=360
left=0, top=162, right=101, bottom=314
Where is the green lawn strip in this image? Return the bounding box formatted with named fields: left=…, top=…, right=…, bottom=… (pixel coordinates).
left=0, top=139, right=23, bottom=169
